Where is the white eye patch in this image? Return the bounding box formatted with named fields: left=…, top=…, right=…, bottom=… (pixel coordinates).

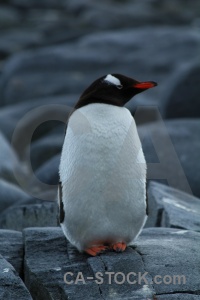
left=104, top=74, right=122, bottom=86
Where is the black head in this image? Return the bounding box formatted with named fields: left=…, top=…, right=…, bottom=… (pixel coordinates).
left=74, top=74, right=157, bottom=109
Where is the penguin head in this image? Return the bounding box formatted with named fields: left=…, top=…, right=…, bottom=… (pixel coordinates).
left=75, top=74, right=157, bottom=109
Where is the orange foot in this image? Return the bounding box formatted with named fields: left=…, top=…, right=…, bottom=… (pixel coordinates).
left=85, top=245, right=109, bottom=256
left=111, top=242, right=127, bottom=253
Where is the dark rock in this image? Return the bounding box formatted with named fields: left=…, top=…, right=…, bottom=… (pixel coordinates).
left=30, top=133, right=63, bottom=171
left=157, top=295, right=200, bottom=300
left=0, top=201, right=57, bottom=230
left=0, top=46, right=91, bottom=104
left=19, top=190, right=58, bottom=205
left=0, top=178, right=28, bottom=213
left=0, top=255, right=32, bottom=300
left=0, top=8, right=92, bottom=58
left=23, top=227, right=154, bottom=300
left=0, top=5, right=21, bottom=29
left=0, top=28, right=43, bottom=59
left=9, top=0, right=200, bottom=28
left=0, top=0, right=199, bottom=65
left=40, top=24, right=92, bottom=46
left=1, top=27, right=200, bottom=105
left=34, top=154, right=60, bottom=185
left=0, top=94, right=74, bottom=143
left=0, top=230, right=23, bottom=275
left=137, top=228, right=200, bottom=296
left=0, top=131, right=23, bottom=184
left=146, top=181, right=200, bottom=231
left=23, top=227, right=200, bottom=299
left=81, top=0, right=200, bottom=28
left=138, top=119, right=200, bottom=197
left=10, top=0, right=70, bottom=9
left=162, top=62, right=200, bottom=119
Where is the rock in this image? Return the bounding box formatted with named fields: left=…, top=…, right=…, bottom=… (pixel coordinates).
left=0, top=0, right=198, bottom=65
left=1, top=27, right=200, bottom=105
left=146, top=181, right=200, bottom=231
left=0, top=94, right=74, bottom=142
left=0, top=1, right=199, bottom=64
left=0, top=201, right=57, bottom=230
left=78, top=0, right=195, bottom=30
left=86, top=0, right=200, bottom=28
left=0, top=179, right=28, bottom=213
left=0, top=131, right=23, bottom=184
left=19, top=190, right=58, bottom=205
left=23, top=227, right=154, bottom=300
left=157, top=295, right=200, bottom=300
left=0, top=5, right=21, bottom=29
left=0, top=255, right=32, bottom=300
left=137, top=228, right=200, bottom=296
left=30, top=133, right=63, bottom=171
left=0, top=46, right=91, bottom=104
left=34, top=154, right=60, bottom=185
left=0, top=28, right=43, bottom=59
left=0, top=3, right=97, bottom=61
left=24, top=151, right=59, bottom=199
left=0, top=230, right=23, bottom=275
left=162, top=62, right=200, bottom=119
left=23, top=227, right=200, bottom=299
left=9, top=0, right=200, bottom=28
left=10, top=0, right=70, bottom=9
left=138, top=119, right=200, bottom=197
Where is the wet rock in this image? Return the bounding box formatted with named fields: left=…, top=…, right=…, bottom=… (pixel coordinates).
left=0, top=255, right=32, bottom=299
left=0, top=201, right=57, bottom=231
left=0, top=230, right=23, bottom=275
left=1, top=27, right=200, bottom=105
left=162, top=62, right=200, bottom=119
left=0, top=179, right=28, bottom=213
left=146, top=181, right=200, bottom=231
left=138, top=119, right=200, bottom=197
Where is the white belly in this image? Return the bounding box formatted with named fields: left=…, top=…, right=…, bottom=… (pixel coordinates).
left=59, top=103, right=147, bottom=251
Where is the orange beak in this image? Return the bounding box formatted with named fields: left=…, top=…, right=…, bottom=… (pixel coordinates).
left=133, top=81, right=157, bottom=89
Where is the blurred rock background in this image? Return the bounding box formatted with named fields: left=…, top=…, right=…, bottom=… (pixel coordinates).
left=0, top=1, right=200, bottom=299
left=0, top=0, right=200, bottom=203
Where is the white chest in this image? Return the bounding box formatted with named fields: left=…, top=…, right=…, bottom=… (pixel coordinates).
left=59, top=104, right=146, bottom=183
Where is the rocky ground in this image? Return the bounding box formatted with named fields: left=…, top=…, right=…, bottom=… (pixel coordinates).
left=0, top=0, right=200, bottom=299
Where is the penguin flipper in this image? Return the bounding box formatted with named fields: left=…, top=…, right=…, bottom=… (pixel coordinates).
left=58, top=181, right=65, bottom=224
left=146, top=181, right=148, bottom=216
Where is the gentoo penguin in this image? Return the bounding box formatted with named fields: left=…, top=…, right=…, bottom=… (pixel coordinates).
left=58, top=74, right=157, bottom=256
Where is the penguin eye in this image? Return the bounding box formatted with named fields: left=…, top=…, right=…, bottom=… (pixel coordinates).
left=117, top=84, right=123, bottom=89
